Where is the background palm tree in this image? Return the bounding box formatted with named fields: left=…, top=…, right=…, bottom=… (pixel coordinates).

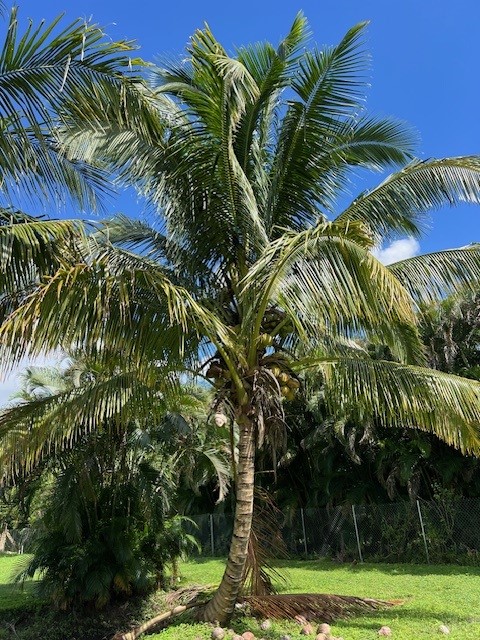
left=4, top=359, right=229, bottom=608
left=3, top=15, right=480, bottom=623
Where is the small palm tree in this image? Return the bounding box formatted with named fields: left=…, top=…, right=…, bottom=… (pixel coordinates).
left=7, top=360, right=229, bottom=607
left=3, top=15, right=480, bottom=623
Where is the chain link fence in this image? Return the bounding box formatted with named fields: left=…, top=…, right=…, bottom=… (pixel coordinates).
left=187, top=497, right=480, bottom=565
left=4, top=497, right=480, bottom=564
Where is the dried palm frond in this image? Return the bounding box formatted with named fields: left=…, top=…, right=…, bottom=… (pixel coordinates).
left=164, top=584, right=216, bottom=607
left=242, top=488, right=288, bottom=596
left=241, top=592, right=395, bottom=622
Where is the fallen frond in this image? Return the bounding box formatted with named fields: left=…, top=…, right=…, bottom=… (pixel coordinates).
left=113, top=586, right=215, bottom=640
left=164, top=584, right=216, bottom=607
left=241, top=592, right=395, bottom=622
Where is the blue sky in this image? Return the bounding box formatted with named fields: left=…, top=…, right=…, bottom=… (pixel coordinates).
left=1, top=0, right=480, bottom=401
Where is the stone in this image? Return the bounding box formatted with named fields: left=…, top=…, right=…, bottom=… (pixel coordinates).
left=212, top=628, right=225, bottom=640
left=317, top=623, right=331, bottom=635
left=315, top=634, right=328, bottom=640
left=301, top=623, right=314, bottom=635
left=438, top=626, right=450, bottom=635
left=378, top=626, right=392, bottom=637
left=260, top=619, right=272, bottom=631
left=295, top=615, right=309, bottom=626
left=242, top=632, right=256, bottom=640
left=232, top=636, right=244, bottom=640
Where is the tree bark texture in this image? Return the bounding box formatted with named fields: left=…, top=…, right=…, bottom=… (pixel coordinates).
left=202, top=413, right=255, bottom=624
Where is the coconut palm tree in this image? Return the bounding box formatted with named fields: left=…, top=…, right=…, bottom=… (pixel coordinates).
left=3, top=15, right=480, bottom=623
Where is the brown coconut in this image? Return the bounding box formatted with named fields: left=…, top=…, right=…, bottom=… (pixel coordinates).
left=301, top=623, right=314, bottom=635
left=317, top=623, right=331, bottom=635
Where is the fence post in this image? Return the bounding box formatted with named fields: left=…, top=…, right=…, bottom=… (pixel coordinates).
left=416, top=500, right=430, bottom=564
left=352, top=505, right=364, bottom=563
left=300, top=508, right=309, bottom=556
left=209, top=514, right=215, bottom=556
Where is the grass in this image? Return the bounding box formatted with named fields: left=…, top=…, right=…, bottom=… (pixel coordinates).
left=2, top=555, right=480, bottom=639
left=150, top=558, right=480, bottom=640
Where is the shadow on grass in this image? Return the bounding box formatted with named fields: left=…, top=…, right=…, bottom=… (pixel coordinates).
left=0, top=581, right=40, bottom=612
left=273, top=558, right=480, bottom=578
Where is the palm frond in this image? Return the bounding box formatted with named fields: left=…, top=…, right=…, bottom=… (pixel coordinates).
left=235, top=12, right=310, bottom=172
left=0, top=7, right=142, bottom=208
left=264, top=22, right=370, bottom=229
left=299, top=356, right=480, bottom=454
left=337, top=157, right=480, bottom=241
left=242, top=593, right=393, bottom=623
left=0, top=215, right=88, bottom=293
left=0, top=367, right=179, bottom=481
left=326, top=115, right=417, bottom=171
left=0, top=251, right=237, bottom=377
left=388, top=244, right=480, bottom=302
left=241, top=221, right=424, bottom=364
left=0, top=124, right=113, bottom=210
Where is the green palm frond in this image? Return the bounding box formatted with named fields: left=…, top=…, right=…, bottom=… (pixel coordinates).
left=0, top=368, right=179, bottom=481
left=241, top=220, right=424, bottom=364
left=0, top=124, right=113, bottom=210
left=264, top=22, right=371, bottom=228
left=0, top=252, right=236, bottom=374
left=173, top=445, right=230, bottom=503
left=388, top=245, right=480, bottom=302
left=0, top=215, right=88, bottom=293
left=235, top=12, right=310, bottom=172
left=93, top=214, right=168, bottom=258
left=16, top=365, right=68, bottom=398
left=0, top=7, right=138, bottom=121
left=0, top=7, right=145, bottom=209
left=299, top=356, right=480, bottom=454
left=326, top=115, right=417, bottom=171
left=337, top=157, right=480, bottom=241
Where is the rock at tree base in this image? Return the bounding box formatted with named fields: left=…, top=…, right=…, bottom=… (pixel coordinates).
left=242, top=632, right=256, bottom=640
left=211, top=627, right=225, bottom=640
left=260, top=619, right=272, bottom=631
left=315, top=634, right=328, bottom=640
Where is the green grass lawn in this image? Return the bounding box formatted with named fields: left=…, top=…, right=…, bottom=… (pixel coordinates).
left=1, top=555, right=480, bottom=639
left=151, top=558, right=480, bottom=640
left=0, top=554, right=38, bottom=613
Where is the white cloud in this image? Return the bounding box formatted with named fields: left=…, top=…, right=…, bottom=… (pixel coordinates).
left=372, top=237, right=420, bottom=265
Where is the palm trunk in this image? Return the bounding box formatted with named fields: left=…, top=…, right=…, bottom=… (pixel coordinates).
left=202, top=413, right=255, bottom=624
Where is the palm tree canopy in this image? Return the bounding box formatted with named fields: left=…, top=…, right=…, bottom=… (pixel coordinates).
left=2, top=15, right=480, bottom=451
